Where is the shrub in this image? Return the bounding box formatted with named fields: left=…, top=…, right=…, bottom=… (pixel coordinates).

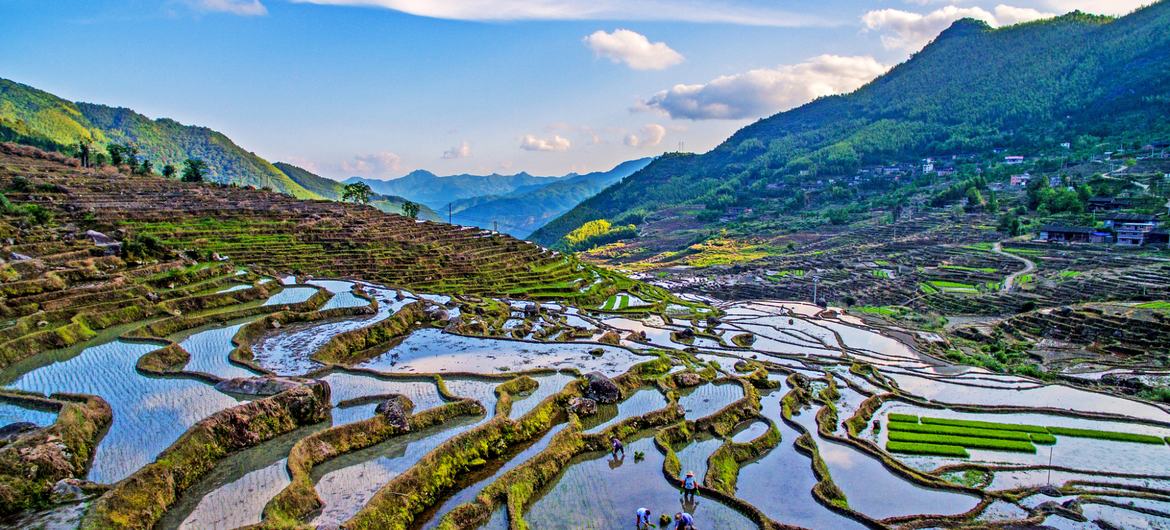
left=887, top=431, right=1036, bottom=453
left=885, top=441, right=969, bottom=458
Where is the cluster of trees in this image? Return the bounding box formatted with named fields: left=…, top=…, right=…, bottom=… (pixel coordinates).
left=561, top=219, right=637, bottom=251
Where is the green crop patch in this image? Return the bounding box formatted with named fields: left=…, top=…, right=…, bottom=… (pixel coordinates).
left=888, top=431, right=1036, bottom=453
left=920, top=416, right=1049, bottom=434
left=888, top=413, right=919, bottom=423
left=1029, top=433, right=1057, bottom=445
left=885, top=441, right=969, bottom=458
left=888, top=422, right=1033, bottom=441
left=1044, top=426, right=1165, bottom=445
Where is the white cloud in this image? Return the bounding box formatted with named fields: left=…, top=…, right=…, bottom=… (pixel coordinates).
left=583, top=29, right=683, bottom=70
left=192, top=0, right=268, bottom=15
left=636, top=55, right=889, bottom=120
left=341, top=152, right=401, bottom=177
left=442, top=140, right=471, bottom=159
left=520, top=134, right=571, bottom=152
left=624, top=124, right=667, bottom=147
left=289, top=0, right=832, bottom=27
left=862, top=4, right=1053, bottom=52
left=1039, top=0, right=1151, bottom=16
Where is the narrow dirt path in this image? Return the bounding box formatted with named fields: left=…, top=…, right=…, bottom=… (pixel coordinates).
left=993, top=240, right=1036, bottom=292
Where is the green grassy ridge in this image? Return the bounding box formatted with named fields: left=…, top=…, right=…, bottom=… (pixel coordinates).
left=888, top=421, right=1033, bottom=441
left=888, top=413, right=919, bottom=423
left=887, top=431, right=1036, bottom=453
left=885, top=441, right=970, bottom=458
left=1030, top=433, right=1057, bottom=445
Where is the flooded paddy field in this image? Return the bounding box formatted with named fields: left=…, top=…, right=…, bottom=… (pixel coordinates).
left=6, top=276, right=1170, bottom=530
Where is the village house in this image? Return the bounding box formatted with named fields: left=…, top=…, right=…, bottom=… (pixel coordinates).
left=1010, top=173, right=1032, bottom=187
left=1005, top=155, right=1025, bottom=165
left=1103, top=213, right=1160, bottom=246
left=1087, top=196, right=1136, bottom=211
left=1038, top=225, right=1095, bottom=243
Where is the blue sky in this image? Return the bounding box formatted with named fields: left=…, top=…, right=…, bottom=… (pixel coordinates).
left=0, top=0, right=1150, bottom=179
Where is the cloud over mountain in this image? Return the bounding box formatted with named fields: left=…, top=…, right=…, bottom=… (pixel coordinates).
left=636, top=55, right=888, bottom=120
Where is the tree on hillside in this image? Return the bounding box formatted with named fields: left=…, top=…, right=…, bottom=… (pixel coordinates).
left=181, top=158, right=208, bottom=183
left=107, top=144, right=126, bottom=166
left=342, top=182, right=372, bottom=205
left=134, top=158, right=152, bottom=175
left=162, top=164, right=177, bottom=178
left=401, top=200, right=421, bottom=219
left=77, top=142, right=91, bottom=168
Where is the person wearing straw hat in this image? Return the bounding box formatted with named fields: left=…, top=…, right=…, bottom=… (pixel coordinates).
left=681, top=470, right=698, bottom=503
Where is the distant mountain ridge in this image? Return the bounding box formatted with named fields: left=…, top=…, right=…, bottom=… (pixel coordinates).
left=344, top=170, right=570, bottom=211
left=0, top=78, right=317, bottom=198
left=531, top=4, right=1170, bottom=247
left=451, top=157, right=653, bottom=238
left=273, top=162, right=440, bottom=220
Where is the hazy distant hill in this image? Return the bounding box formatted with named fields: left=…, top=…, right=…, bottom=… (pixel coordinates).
left=274, top=162, right=440, bottom=220
left=451, top=157, right=653, bottom=238
left=344, top=170, right=567, bottom=211
left=532, top=5, right=1170, bottom=247
left=0, top=77, right=317, bottom=198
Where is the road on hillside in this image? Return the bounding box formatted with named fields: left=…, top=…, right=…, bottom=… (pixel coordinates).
left=993, top=241, right=1036, bottom=292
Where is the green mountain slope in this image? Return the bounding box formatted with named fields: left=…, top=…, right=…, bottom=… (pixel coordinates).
left=531, top=5, right=1170, bottom=247
left=0, top=77, right=317, bottom=198
left=273, top=162, right=440, bottom=220
left=451, top=157, right=652, bottom=238
left=345, top=170, right=569, bottom=211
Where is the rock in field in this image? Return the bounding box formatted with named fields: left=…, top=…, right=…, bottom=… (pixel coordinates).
left=0, top=421, right=38, bottom=442
left=673, top=371, right=703, bottom=387
left=375, top=395, right=414, bottom=430
left=567, top=397, right=598, bottom=416
left=214, top=376, right=300, bottom=396
left=584, top=372, right=620, bottom=404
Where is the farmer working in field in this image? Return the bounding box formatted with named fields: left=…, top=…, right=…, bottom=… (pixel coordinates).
left=635, top=507, right=652, bottom=529
left=611, top=436, right=625, bottom=458
left=681, top=470, right=698, bottom=503
left=674, top=511, right=696, bottom=530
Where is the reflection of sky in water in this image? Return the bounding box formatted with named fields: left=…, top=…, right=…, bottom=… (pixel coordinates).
left=175, top=320, right=262, bottom=379
left=5, top=340, right=242, bottom=483
left=0, top=400, right=57, bottom=428
left=262, top=286, right=316, bottom=306
left=678, top=382, right=743, bottom=419
left=179, top=458, right=289, bottom=529
left=360, top=329, right=645, bottom=376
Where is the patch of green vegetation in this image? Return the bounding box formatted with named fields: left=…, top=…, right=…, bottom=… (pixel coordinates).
left=766, top=269, right=806, bottom=282
left=887, top=431, right=1036, bottom=453
left=870, top=269, right=890, bottom=279
left=927, top=280, right=979, bottom=294
left=889, top=421, right=1034, bottom=441
left=919, top=282, right=940, bottom=294
left=874, top=260, right=892, bottom=266
left=1045, top=426, right=1165, bottom=445
left=1029, top=433, right=1057, bottom=445
left=940, top=265, right=997, bottom=273
left=885, top=441, right=969, bottom=458
left=888, top=413, right=919, bottom=423
left=942, top=468, right=989, bottom=487
left=1136, top=301, right=1170, bottom=310
left=1058, top=270, right=1082, bottom=279
left=852, top=306, right=902, bottom=317
left=964, top=242, right=994, bottom=251
left=920, top=417, right=1049, bottom=434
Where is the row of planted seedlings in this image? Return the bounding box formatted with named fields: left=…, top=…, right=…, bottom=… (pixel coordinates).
left=842, top=367, right=1170, bottom=526
left=774, top=365, right=993, bottom=529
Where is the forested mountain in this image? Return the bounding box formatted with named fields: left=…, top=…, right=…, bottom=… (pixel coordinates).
left=345, top=170, right=569, bottom=211
left=531, top=4, right=1170, bottom=247
left=451, top=157, right=652, bottom=238
left=273, top=162, right=440, bottom=220
left=0, top=78, right=317, bottom=198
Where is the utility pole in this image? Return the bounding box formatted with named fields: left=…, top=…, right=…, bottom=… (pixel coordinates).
left=812, top=276, right=819, bottom=305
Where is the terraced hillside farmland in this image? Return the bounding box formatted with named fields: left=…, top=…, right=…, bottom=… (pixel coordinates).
left=2, top=143, right=1170, bottom=530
